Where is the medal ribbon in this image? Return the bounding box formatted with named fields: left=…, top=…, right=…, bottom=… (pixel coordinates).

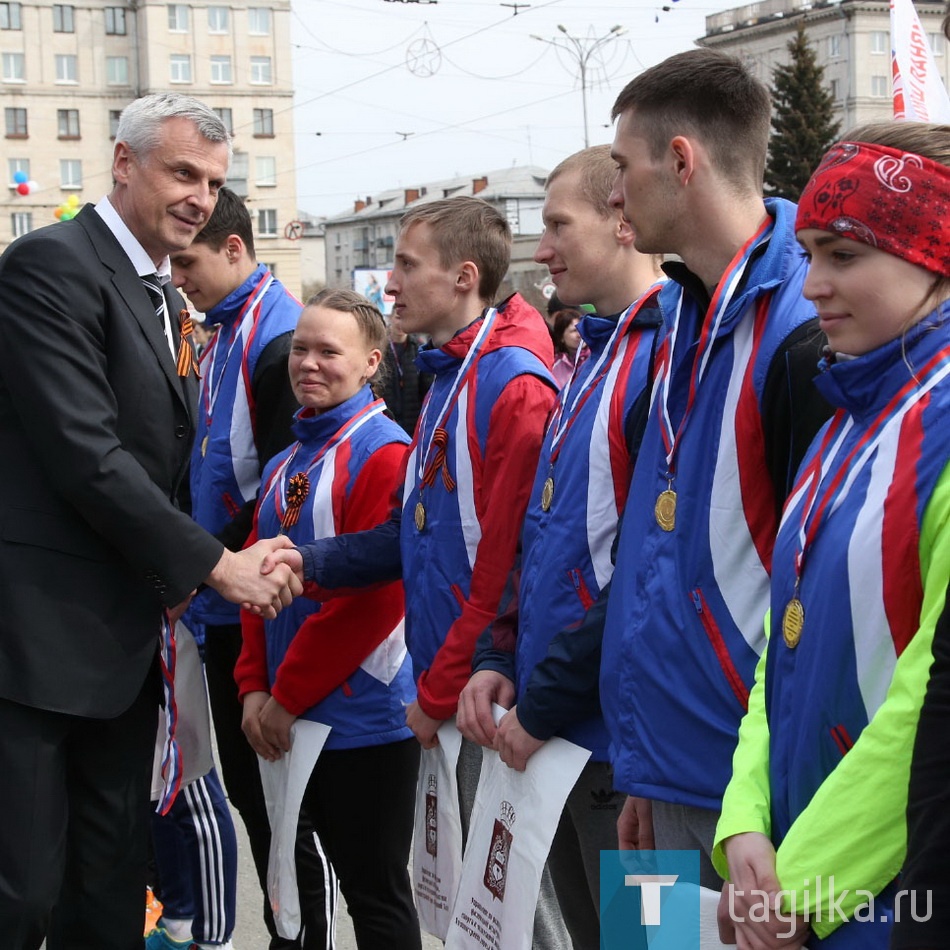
left=788, top=344, right=950, bottom=585
left=414, top=309, right=498, bottom=492
left=546, top=285, right=663, bottom=467
left=269, top=399, right=389, bottom=526
left=389, top=340, right=404, bottom=387
left=658, top=217, right=774, bottom=479
left=200, top=273, right=274, bottom=425
left=156, top=612, right=182, bottom=815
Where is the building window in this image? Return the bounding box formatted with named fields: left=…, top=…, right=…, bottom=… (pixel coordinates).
left=210, top=55, right=232, bottom=84
left=57, top=109, right=80, bottom=138
left=5, top=106, right=26, bottom=136
left=253, top=107, right=274, bottom=136
left=107, top=56, right=129, bottom=85
left=9, top=157, right=29, bottom=181
left=870, top=31, right=888, bottom=54
left=168, top=4, right=189, bottom=32
left=208, top=6, right=229, bottom=33
left=109, top=109, right=121, bottom=138
left=170, top=54, right=192, bottom=83
left=12, top=212, right=32, bottom=238
left=828, top=34, right=841, bottom=58
left=53, top=4, right=75, bottom=32
left=105, top=7, right=126, bottom=35
left=871, top=74, right=889, bottom=97
left=257, top=208, right=277, bottom=236
left=0, top=2, right=21, bottom=30
left=2, top=52, right=25, bottom=82
left=248, top=7, right=271, bottom=35
left=930, top=32, right=945, bottom=56
left=212, top=107, right=233, bottom=134
left=830, top=78, right=841, bottom=101
left=256, top=156, right=277, bottom=186
left=56, top=54, right=78, bottom=83
left=250, top=56, right=272, bottom=84
left=60, top=159, right=82, bottom=189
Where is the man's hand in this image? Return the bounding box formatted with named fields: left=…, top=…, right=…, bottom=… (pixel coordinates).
left=259, top=696, right=296, bottom=755
left=406, top=700, right=443, bottom=749
left=457, top=670, right=515, bottom=747
left=242, top=690, right=282, bottom=761
left=494, top=706, right=543, bottom=771
left=260, top=544, right=305, bottom=583
left=721, top=832, right=810, bottom=949
left=207, top=537, right=300, bottom=618
left=618, top=795, right=654, bottom=850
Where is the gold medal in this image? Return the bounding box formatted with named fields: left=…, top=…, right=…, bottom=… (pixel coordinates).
left=201, top=435, right=209, bottom=457
left=415, top=501, right=426, bottom=532
left=782, top=597, right=805, bottom=649
left=655, top=488, right=676, bottom=532
left=541, top=476, right=554, bottom=512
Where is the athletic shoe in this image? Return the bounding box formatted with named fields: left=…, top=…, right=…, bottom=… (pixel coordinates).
left=144, top=925, right=196, bottom=950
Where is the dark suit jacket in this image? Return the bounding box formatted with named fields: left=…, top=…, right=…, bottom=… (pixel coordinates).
left=0, top=205, right=223, bottom=718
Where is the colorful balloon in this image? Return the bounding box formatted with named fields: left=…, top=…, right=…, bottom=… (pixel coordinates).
left=16, top=182, right=29, bottom=196
left=12, top=171, right=27, bottom=184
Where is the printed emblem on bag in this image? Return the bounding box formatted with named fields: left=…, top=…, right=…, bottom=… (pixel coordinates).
left=483, top=800, right=515, bottom=901
left=425, top=772, right=439, bottom=858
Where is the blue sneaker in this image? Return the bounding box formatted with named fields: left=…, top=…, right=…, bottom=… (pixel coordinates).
left=145, top=925, right=196, bottom=950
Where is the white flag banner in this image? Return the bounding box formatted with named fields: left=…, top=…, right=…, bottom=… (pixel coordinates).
left=413, top=718, right=465, bottom=939
left=258, top=719, right=332, bottom=939
left=444, top=705, right=590, bottom=950
left=890, top=0, right=950, bottom=122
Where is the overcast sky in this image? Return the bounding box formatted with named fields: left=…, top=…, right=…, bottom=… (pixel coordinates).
left=288, top=0, right=740, bottom=218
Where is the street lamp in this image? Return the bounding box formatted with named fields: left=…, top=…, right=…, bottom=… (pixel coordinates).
left=531, top=24, right=626, bottom=147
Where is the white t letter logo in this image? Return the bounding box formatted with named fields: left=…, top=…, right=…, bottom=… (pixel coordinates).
left=625, top=874, right=679, bottom=925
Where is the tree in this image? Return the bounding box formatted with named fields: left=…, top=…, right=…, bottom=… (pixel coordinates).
left=765, top=24, right=840, bottom=200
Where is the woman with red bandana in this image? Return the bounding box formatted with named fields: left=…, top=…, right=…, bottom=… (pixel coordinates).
left=712, top=123, right=950, bottom=949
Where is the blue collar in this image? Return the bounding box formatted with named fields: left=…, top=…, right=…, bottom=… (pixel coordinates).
left=291, top=386, right=376, bottom=447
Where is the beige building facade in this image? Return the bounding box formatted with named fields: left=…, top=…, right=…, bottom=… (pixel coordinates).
left=700, top=0, right=950, bottom=132
left=1, top=0, right=302, bottom=293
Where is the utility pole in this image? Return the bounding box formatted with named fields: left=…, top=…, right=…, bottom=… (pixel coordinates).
left=531, top=24, right=626, bottom=147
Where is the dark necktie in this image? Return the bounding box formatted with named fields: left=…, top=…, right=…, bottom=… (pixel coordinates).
left=141, top=273, right=168, bottom=332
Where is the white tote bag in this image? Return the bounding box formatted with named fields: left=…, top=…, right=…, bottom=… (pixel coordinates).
left=413, top=718, right=465, bottom=939
left=258, top=719, right=332, bottom=939
left=150, top=621, right=214, bottom=802
left=445, top=705, right=590, bottom=950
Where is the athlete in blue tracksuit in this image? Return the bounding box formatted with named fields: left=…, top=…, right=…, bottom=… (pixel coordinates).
left=599, top=197, right=831, bottom=887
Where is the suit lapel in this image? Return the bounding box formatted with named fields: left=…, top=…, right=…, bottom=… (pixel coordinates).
left=76, top=207, right=192, bottom=415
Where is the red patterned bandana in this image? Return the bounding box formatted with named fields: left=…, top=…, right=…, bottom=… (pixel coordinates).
left=795, top=141, right=950, bottom=277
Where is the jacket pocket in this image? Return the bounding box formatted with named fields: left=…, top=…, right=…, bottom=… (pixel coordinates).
left=828, top=722, right=854, bottom=758
left=568, top=567, right=595, bottom=611
left=2, top=506, right=112, bottom=562
left=691, top=587, right=750, bottom=711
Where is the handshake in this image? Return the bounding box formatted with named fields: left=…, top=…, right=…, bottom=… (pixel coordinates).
left=206, top=536, right=307, bottom=620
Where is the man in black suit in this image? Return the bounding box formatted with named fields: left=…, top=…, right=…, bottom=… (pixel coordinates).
left=0, top=93, right=299, bottom=950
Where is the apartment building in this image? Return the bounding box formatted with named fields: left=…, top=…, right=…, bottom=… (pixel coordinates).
left=1, top=0, right=301, bottom=291
left=700, top=0, right=949, bottom=131
left=323, top=165, right=550, bottom=305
